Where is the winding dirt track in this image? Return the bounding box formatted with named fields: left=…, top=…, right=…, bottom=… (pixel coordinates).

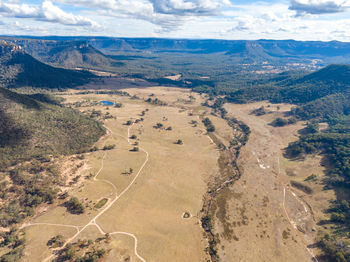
left=23, top=122, right=148, bottom=262
left=278, top=158, right=318, bottom=262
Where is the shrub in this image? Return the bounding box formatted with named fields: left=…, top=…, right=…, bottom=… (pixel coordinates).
left=153, top=123, right=163, bottom=129
left=270, top=117, right=288, bottom=127
left=65, top=197, right=85, bottom=214
left=47, top=235, right=64, bottom=248
left=89, top=146, right=98, bottom=152
left=130, top=147, right=139, bottom=152
left=102, top=144, right=115, bottom=151
left=304, top=174, right=317, bottom=181
left=175, top=139, right=183, bottom=145
left=202, top=117, right=215, bottom=132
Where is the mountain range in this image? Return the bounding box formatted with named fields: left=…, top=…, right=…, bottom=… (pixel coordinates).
left=0, top=40, right=94, bottom=89
left=3, top=36, right=350, bottom=66
left=4, top=38, right=120, bottom=70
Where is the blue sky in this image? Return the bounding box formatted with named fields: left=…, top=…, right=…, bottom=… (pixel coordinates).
left=0, top=0, right=350, bottom=41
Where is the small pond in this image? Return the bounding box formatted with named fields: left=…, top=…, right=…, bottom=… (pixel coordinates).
left=101, top=100, right=114, bottom=106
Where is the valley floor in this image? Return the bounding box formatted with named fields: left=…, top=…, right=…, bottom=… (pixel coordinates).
left=19, top=87, right=331, bottom=261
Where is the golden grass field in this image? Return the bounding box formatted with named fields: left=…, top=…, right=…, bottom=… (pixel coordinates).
left=22, top=87, right=219, bottom=261
left=19, top=87, right=335, bottom=262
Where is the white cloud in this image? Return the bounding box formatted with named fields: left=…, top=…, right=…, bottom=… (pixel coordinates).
left=42, top=1, right=97, bottom=26
left=54, top=0, right=230, bottom=31
left=1, top=0, right=350, bottom=40
left=289, top=0, right=350, bottom=15
left=0, top=0, right=98, bottom=27
left=149, top=0, right=231, bottom=15
left=0, top=1, right=39, bottom=18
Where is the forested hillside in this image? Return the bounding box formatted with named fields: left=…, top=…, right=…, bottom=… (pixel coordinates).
left=0, top=86, right=105, bottom=168
left=0, top=41, right=94, bottom=89
left=227, top=65, right=350, bottom=118
left=8, top=39, right=121, bottom=70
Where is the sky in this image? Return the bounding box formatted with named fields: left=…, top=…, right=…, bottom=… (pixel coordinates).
left=0, top=0, right=350, bottom=41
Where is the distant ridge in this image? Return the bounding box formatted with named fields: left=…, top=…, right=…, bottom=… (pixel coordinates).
left=0, top=41, right=94, bottom=89
left=3, top=37, right=350, bottom=65
left=12, top=39, right=120, bottom=69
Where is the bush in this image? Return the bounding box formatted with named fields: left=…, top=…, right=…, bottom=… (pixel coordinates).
left=270, top=117, right=288, bottom=127
left=153, top=123, right=163, bottom=129
left=47, top=235, right=64, bottom=248
left=304, top=174, right=317, bottom=181
left=202, top=117, right=215, bottom=132
left=250, top=106, right=266, bottom=116
left=65, top=197, right=85, bottom=214
left=102, top=144, right=115, bottom=151
left=175, top=139, right=183, bottom=145
left=89, top=146, right=98, bottom=152
left=130, top=147, right=139, bottom=152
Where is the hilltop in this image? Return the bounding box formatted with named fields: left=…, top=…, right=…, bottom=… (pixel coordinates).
left=8, top=39, right=121, bottom=70
left=0, top=41, right=94, bottom=89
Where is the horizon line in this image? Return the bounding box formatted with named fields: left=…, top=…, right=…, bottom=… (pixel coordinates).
left=0, top=35, right=347, bottom=43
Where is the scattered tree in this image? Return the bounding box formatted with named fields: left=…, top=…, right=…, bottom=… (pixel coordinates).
left=175, top=139, right=183, bottom=145
left=130, top=147, right=139, bottom=152
left=65, top=197, right=85, bottom=214
left=102, top=144, right=115, bottom=151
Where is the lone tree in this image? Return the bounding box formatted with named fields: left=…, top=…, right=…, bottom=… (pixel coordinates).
left=175, top=139, right=183, bottom=145
left=131, top=147, right=139, bottom=152
left=153, top=123, right=163, bottom=129
left=129, top=135, right=137, bottom=139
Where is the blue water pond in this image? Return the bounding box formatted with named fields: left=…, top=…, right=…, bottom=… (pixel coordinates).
left=101, top=100, right=114, bottom=106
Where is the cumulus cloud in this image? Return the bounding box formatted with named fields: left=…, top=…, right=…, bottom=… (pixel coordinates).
left=41, top=1, right=97, bottom=26
left=54, top=0, right=230, bottom=31
left=149, top=0, right=231, bottom=15
left=289, top=0, right=350, bottom=15
left=0, top=1, right=39, bottom=18
left=0, top=0, right=98, bottom=26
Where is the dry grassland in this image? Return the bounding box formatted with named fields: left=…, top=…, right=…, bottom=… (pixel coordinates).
left=22, top=87, right=219, bottom=262
left=20, top=89, right=332, bottom=262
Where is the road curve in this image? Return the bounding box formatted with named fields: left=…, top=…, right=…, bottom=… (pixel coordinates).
left=42, top=122, right=148, bottom=262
